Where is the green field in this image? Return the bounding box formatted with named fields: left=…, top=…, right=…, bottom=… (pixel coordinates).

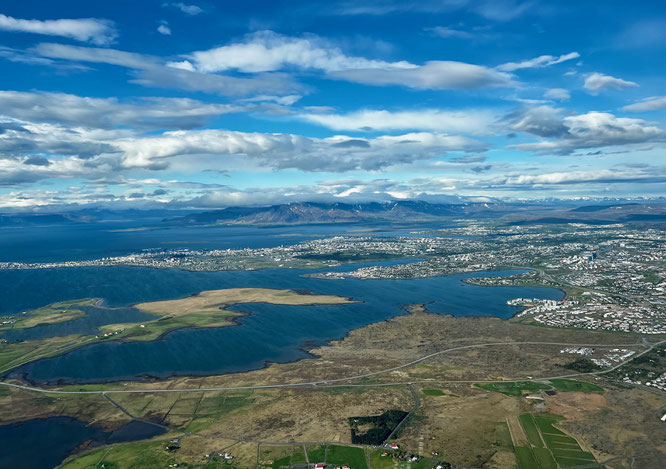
left=369, top=450, right=397, bottom=469
left=306, top=445, right=327, bottom=464
left=291, top=448, right=307, bottom=464
left=533, top=414, right=566, bottom=436
left=271, top=455, right=292, bottom=469
left=326, top=445, right=368, bottom=469
left=515, top=413, right=601, bottom=469
left=171, top=390, right=254, bottom=433
left=551, top=448, right=595, bottom=460
left=474, top=381, right=550, bottom=397
left=554, top=456, right=600, bottom=468
left=514, top=446, right=539, bottom=469
left=548, top=379, right=604, bottom=393
left=533, top=447, right=558, bottom=469
left=60, top=440, right=177, bottom=469
left=475, top=379, right=604, bottom=398
left=422, top=388, right=458, bottom=397
left=369, top=450, right=434, bottom=469
left=259, top=446, right=303, bottom=469
left=518, top=414, right=543, bottom=448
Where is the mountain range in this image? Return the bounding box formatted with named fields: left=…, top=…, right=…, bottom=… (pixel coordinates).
left=161, top=200, right=665, bottom=226
left=1, top=200, right=663, bottom=227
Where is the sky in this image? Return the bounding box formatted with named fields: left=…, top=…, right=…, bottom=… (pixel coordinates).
left=0, top=0, right=664, bottom=210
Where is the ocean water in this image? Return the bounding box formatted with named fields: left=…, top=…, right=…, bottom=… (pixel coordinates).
left=2, top=305, right=157, bottom=341
left=0, top=417, right=165, bottom=469
left=5, top=266, right=563, bottom=384
left=0, top=222, right=564, bottom=467
left=0, top=222, right=563, bottom=383
left=0, top=220, right=448, bottom=263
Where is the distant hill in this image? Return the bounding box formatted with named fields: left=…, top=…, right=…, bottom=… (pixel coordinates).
left=163, top=200, right=666, bottom=227
left=160, top=201, right=513, bottom=226
left=569, top=203, right=639, bottom=212
left=0, top=209, right=197, bottom=226
left=0, top=213, right=86, bottom=227
left=2, top=200, right=662, bottom=228
left=508, top=202, right=665, bottom=225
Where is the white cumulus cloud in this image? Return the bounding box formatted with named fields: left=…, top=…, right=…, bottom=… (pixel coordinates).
left=497, top=52, right=580, bottom=72
left=509, top=108, right=664, bottom=154
left=544, top=88, right=570, bottom=101
left=157, top=21, right=171, bottom=35
left=0, top=90, right=243, bottom=129
left=621, top=96, right=666, bottom=112
left=0, top=13, right=117, bottom=45
left=171, top=31, right=517, bottom=91
left=113, top=130, right=488, bottom=172
left=178, top=31, right=414, bottom=74
left=166, top=3, right=202, bottom=15
left=584, top=72, right=638, bottom=93
left=34, top=43, right=303, bottom=97
left=332, top=61, right=516, bottom=90
left=297, top=109, right=498, bottom=134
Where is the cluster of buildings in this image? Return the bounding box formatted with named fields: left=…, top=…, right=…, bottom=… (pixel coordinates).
left=509, top=298, right=570, bottom=308
left=313, top=463, right=350, bottom=469
left=204, top=451, right=233, bottom=460
left=465, top=270, right=542, bottom=287
left=623, top=372, right=666, bottom=391
left=94, top=328, right=125, bottom=339
left=1, top=223, right=663, bottom=338
left=559, top=347, right=636, bottom=367
left=0, top=235, right=474, bottom=273
left=526, top=301, right=666, bottom=334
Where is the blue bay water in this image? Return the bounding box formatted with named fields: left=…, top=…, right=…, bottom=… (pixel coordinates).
left=2, top=306, right=157, bottom=341
left=0, top=417, right=165, bottom=469
left=0, top=222, right=563, bottom=384
left=4, top=266, right=563, bottom=384
left=0, top=220, right=448, bottom=263
left=0, top=222, right=565, bottom=467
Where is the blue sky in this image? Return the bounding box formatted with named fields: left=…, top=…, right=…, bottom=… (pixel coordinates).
left=0, top=0, right=664, bottom=210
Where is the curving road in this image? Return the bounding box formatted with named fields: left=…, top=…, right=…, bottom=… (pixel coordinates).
left=0, top=339, right=662, bottom=396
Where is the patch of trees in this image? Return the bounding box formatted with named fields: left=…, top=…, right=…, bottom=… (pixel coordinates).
left=563, top=358, right=601, bottom=373
left=348, top=410, right=408, bottom=445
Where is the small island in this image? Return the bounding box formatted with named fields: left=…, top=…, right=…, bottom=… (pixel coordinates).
left=0, top=289, right=356, bottom=375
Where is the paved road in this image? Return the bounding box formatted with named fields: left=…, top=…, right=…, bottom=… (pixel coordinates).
left=383, top=383, right=420, bottom=444
left=0, top=339, right=662, bottom=396
left=102, top=393, right=169, bottom=431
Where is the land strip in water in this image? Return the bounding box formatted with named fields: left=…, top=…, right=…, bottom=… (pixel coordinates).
left=0, top=288, right=355, bottom=375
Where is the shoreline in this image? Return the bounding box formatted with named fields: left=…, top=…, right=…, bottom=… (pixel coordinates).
left=2, top=288, right=360, bottom=384
left=9, top=297, right=578, bottom=388
left=2, top=270, right=565, bottom=386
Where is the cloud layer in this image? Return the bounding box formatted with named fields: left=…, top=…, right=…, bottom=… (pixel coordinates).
left=584, top=73, right=639, bottom=93
left=509, top=107, right=664, bottom=154
left=169, top=31, right=517, bottom=91
left=0, top=6, right=663, bottom=209
left=0, top=14, right=116, bottom=45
